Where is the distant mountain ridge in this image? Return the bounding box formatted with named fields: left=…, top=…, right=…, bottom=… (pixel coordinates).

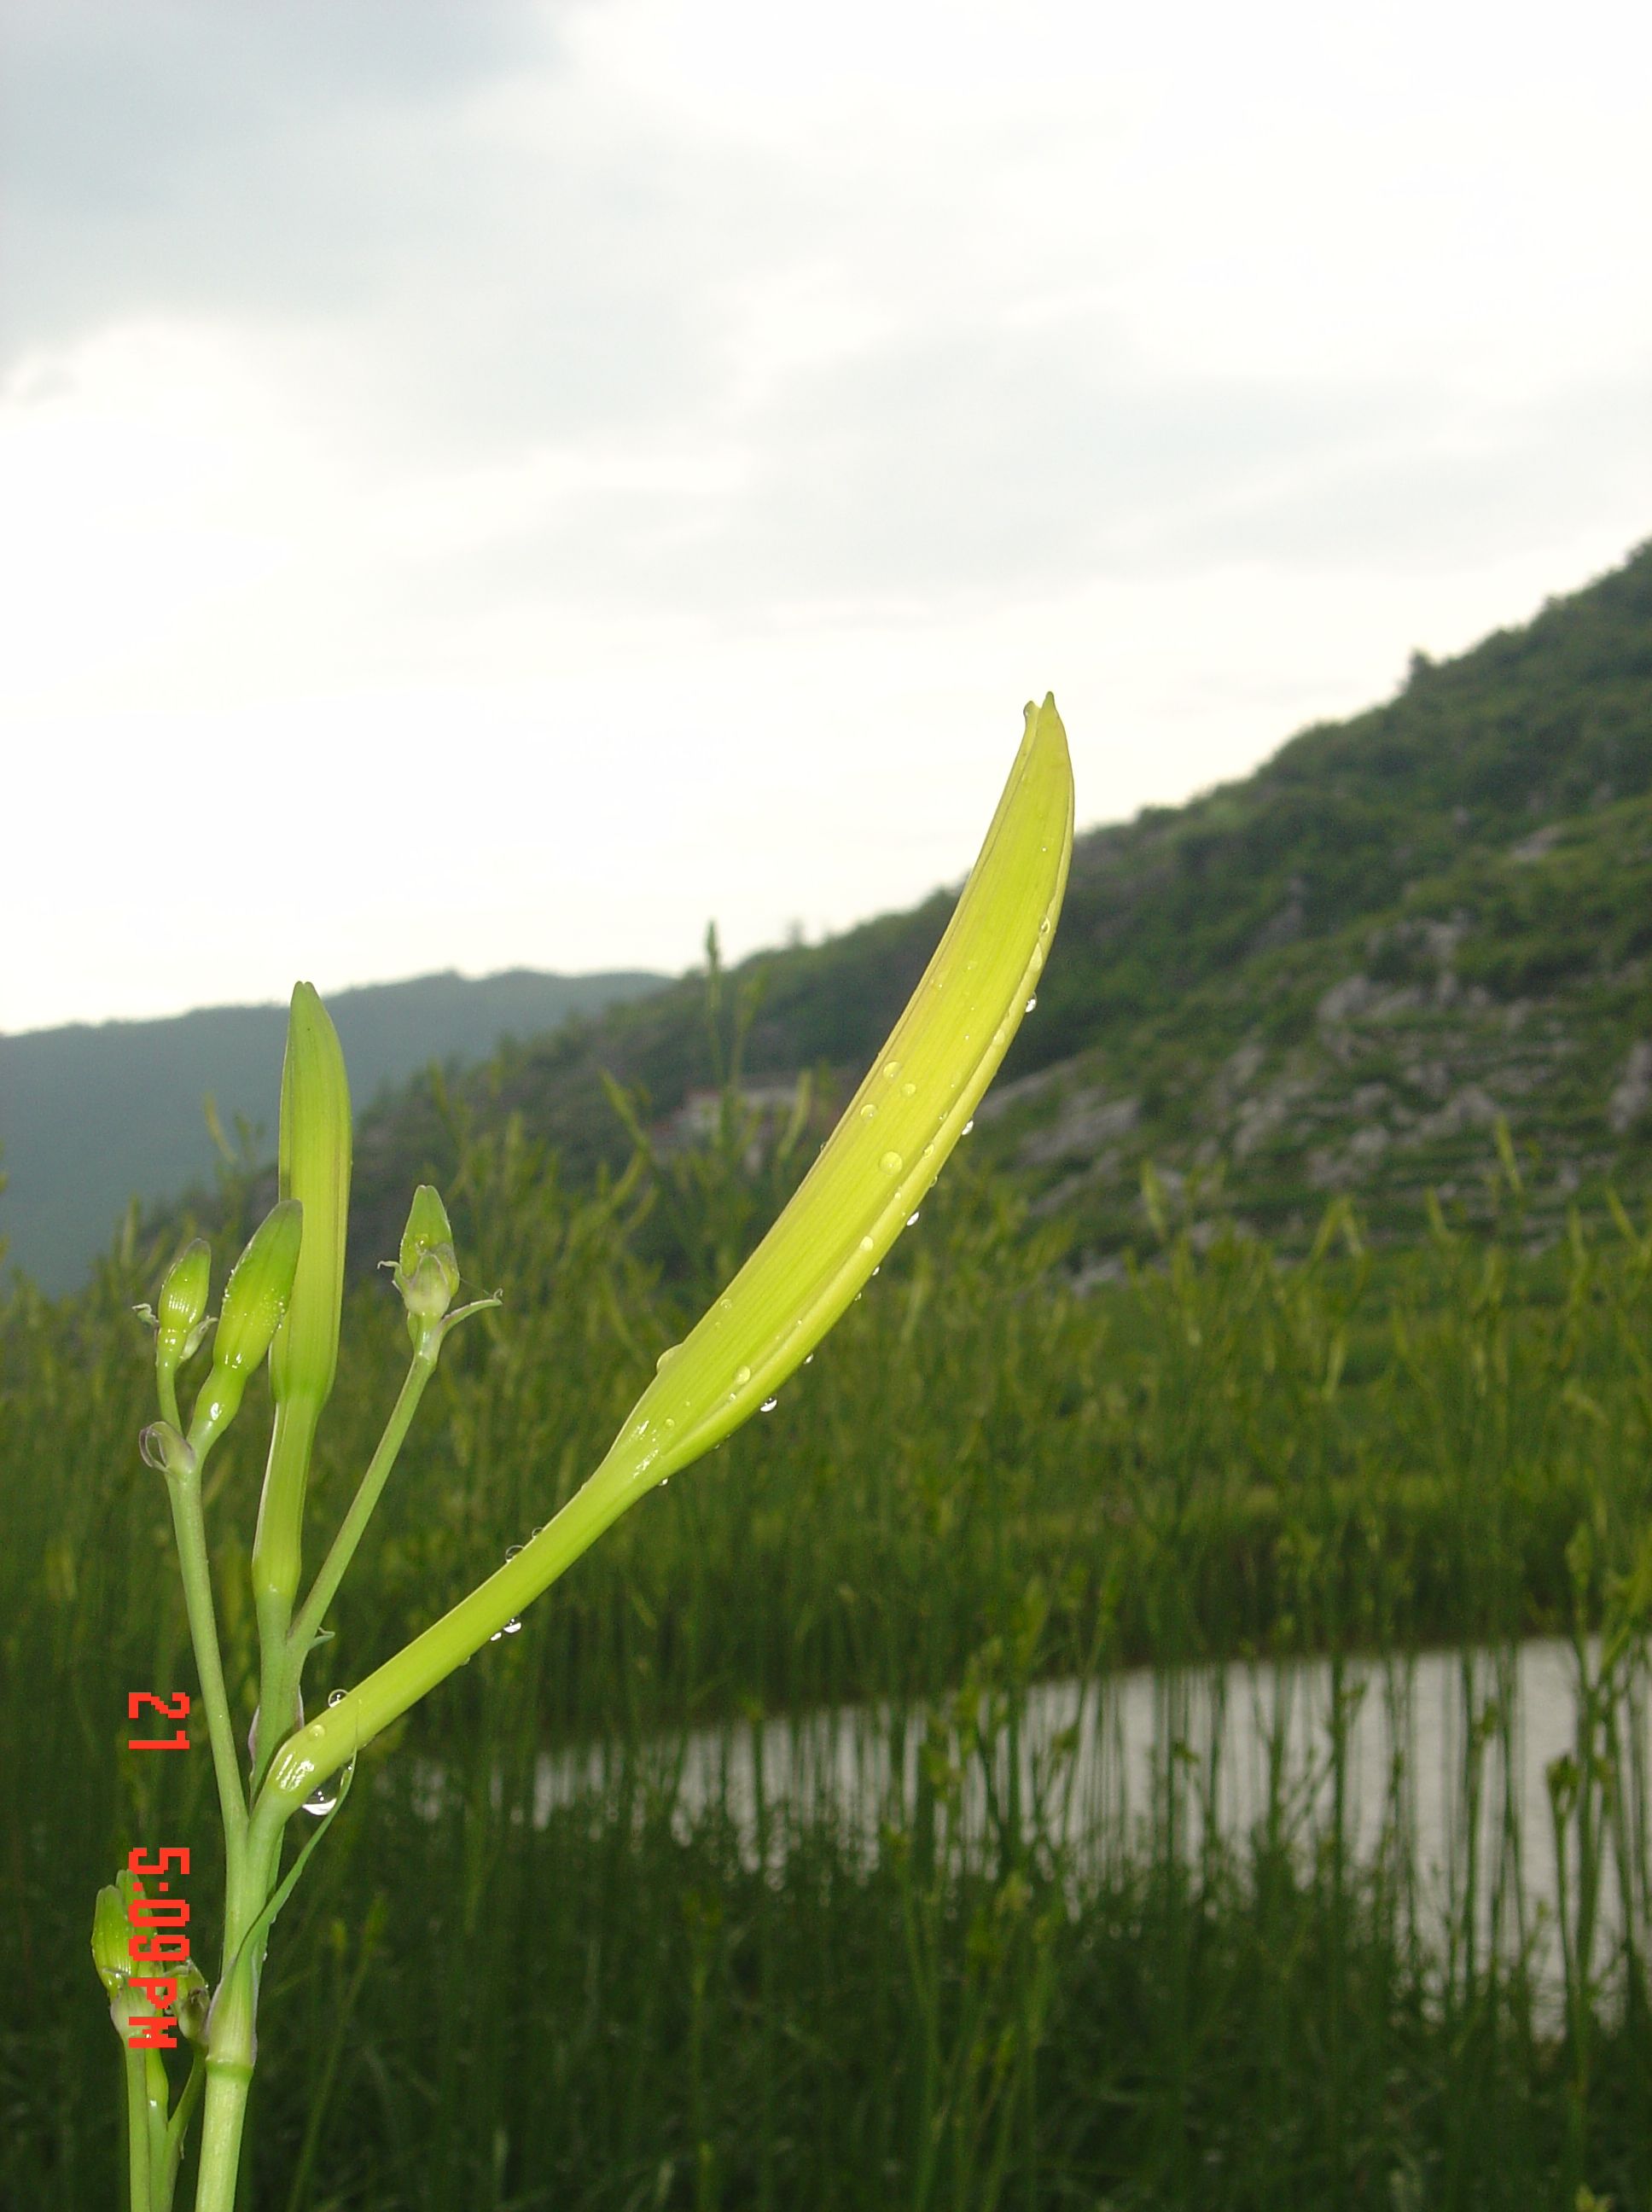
left=0, top=968, right=667, bottom=1293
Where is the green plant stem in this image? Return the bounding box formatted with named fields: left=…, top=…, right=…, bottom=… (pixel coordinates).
left=125, top=2046, right=154, bottom=2212
left=288, top=1344, right=438, bottom=1662
left=248, top=1394, right=326, bottom=1801
left=194, top=1803, right=286, bottom=2212
left=163, top=2056, right=206, bottom=2209
left=145, top=2050, right=173, bottom=2209
left=160, top=1453, right=248, bottom=1869
left=259, top=1452, right=651, bottom=1812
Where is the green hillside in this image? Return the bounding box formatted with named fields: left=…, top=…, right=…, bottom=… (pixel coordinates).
left=345, top=539, right=1652, bottom=1275
left=0, top=967, right=666, bottom=1294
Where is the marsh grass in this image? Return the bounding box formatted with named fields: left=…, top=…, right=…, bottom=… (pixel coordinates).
left=5, top=1112, right=1652, bottom=2206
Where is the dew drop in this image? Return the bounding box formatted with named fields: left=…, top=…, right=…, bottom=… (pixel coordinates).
left=859, top=1234, right=875, bottom=1252
left=759, top=1395, right=778, bottom=1413
left=503, top=1617, right=522, bottom=1635
left=327, top=1689, right=346, bottom=1708
left=1038, top=917, right=1050, bottom=935
left=301, top=1784, right=338, bottom=1818
left=963, top=1118, right=975, bottom=1135
left=871, top=1265, right=880, bottom=1277
left=880, top=1150, right=902, bottom=1175
left=654, top=1344, right=679, bottom=1371
left=734, top=1364, right=751, bottom=1387
left=901, top=1080, right=916, bottom=1097
left=804, top=1353, right=814, bottom=1365
left=907, top=1211, right=921, bottom=1226
left=1025, top=994, right=1038, bottom=1013
left=718, top=1296, right=733, bottom=1314
left=859, top=1102, right=878, bottom=1121
left=504, top=1545, right=522, bottom=1562
left=882, top=1060, right=900, bottom=1081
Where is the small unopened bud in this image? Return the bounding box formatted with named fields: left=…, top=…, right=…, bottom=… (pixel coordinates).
left=175, top=1956, right=210, bottom=2046
left=393, top=1184, right=461, bottom=1346
left=156, top=1239, right=212, bottom=1371
left=90, top=1878, right=132, bottom=1996
left=216, top=1201, right=304, bottom=1377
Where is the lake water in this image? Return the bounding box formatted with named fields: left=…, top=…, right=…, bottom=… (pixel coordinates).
left=407, top=1635, right=1651, bottom=2006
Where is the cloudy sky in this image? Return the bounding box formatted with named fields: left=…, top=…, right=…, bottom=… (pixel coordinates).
left=3, top=0, right=1649, bottom=1036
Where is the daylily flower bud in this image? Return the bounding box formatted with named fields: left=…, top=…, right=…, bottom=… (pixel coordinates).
left=216, top=1201, right=304, bottom=1378
left=156, top=1239, right=212, bottom=1365
left=189, top=1201, right=303, bottom=1453
left=90, top=1877, right=132, bottom=1996
left=393, top=1185, right=461, bottom=1346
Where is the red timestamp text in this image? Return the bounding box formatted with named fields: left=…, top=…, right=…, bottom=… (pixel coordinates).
left=124, top=1687, right=194, bottom=2048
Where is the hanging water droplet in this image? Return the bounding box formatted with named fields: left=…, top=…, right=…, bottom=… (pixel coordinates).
left=963, top=1118, right=974, bottom=1135
left=871, top=1265, right=880, bottom=1277
left=504, top=1545, right=522, bottom=1562
left=531, top=1525, right=544, bottom=1540
left=804, top=1353, right=814, bottom=1365
left=654, top=1344, right=679, bottom=1372
left=880, top=1150, right=902, bottom=1175
left=759, top=1395, right=778, bottom=1413
left=327, top=1689, right=346, bottom=1708
left=906, top=1211, right=921, bottom=1226
left=302, top=1780, right=339, bottom=1817
left=502, top=1617, right=522, bottom=1635
left=1025, top=994, right=1038, bottom=1012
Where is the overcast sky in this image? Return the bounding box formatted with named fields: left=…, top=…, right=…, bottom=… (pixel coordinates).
left=3, top=0, right=1649, bottom=1036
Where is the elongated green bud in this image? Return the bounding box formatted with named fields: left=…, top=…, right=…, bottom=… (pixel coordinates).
left=265, top=696, right=1075, bottom=1814
left=270, top=984, right=351, bottom=1412
left=254, top=982, right=352, bottom=1632
left=188, top=1201, right=303, bottom=1453
left=393, top=1184, right=461, bottom=1348
left=216, top=1201, right=304, bottom=1375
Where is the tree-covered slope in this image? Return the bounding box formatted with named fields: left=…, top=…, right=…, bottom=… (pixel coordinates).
left=339, top=539, right=1652, bottom=1277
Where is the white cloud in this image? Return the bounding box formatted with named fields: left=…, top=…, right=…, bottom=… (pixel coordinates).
left=2, top=0, right=1649, bottom=1033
